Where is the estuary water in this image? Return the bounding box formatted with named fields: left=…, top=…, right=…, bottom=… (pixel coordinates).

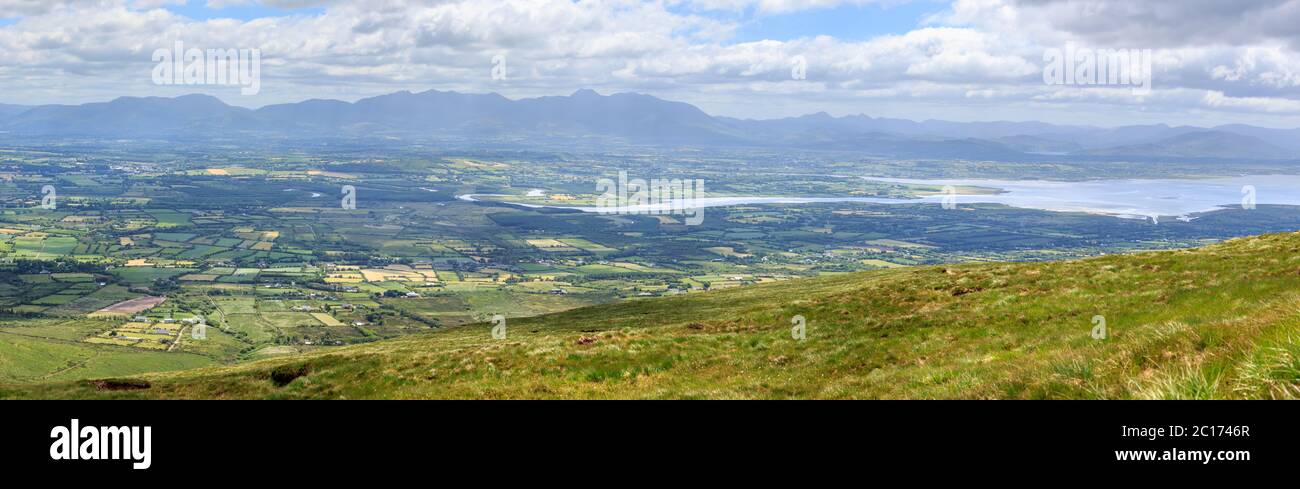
left=457, top=174, right=1300, bottom=220
left=455, top=193, right=911, bottom=213
left=864, top=175, right=1300, bottom=220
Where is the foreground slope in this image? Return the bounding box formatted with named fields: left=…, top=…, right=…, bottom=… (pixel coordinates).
left=7, top=232, right=1300, bottom=399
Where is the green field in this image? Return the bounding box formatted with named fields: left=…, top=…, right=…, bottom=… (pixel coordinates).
left=0, top=331, right=212, bottom=383
left=8, top=231, right=1300, bottom=399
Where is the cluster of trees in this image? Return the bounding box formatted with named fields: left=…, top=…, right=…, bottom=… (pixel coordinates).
left=5, top=259, right=104, bottom=275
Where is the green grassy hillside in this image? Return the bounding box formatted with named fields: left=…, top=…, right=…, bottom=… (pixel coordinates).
left=7, top=232, right=1300, bottom=399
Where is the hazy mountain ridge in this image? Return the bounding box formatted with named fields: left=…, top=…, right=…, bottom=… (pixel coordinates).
left=1, top=90, right=1296, bottom=159
left=0, top=104, right=31, bottom=119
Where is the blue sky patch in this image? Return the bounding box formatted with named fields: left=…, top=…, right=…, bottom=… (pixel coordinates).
left=728, top=1, right=948, bottom=43
left=164, top=0, right=324, bottom=21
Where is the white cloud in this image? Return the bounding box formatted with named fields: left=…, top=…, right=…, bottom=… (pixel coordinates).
left=1202, top=90, right=1300, bottom=113
left=0, top=0, right=1299, bottom=125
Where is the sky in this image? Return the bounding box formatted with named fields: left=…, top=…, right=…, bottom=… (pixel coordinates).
left=2, top=0, right=1300, bottom=128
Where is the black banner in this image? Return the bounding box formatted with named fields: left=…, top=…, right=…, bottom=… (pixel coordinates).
left=0, top=400, right=1289, bottom=479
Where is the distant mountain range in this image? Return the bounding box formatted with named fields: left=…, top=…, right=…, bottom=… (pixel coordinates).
left=0, top=104, right=31, bottom=119
left=0, top=90, right=1296, bottom=160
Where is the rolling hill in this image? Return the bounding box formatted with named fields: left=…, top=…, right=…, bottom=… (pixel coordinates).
left=7, top=231, right=1300, bottom=399
left=1078, top=131, right=1293, bottom=160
